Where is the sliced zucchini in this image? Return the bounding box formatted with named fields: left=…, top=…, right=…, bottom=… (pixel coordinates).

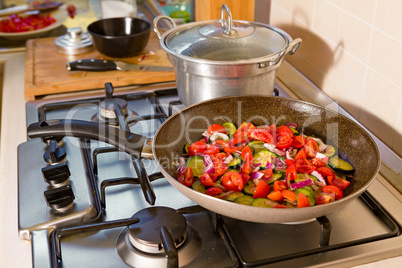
left=323, top=145, right=336, bottom=157
left=328, top=156, right=354, bottom=175
left=227, top=156, right=242, bottom=169
left=222, top=122, right=237, bottom=136
left=252, top=198, right=274, bottom=208
left=192, top=179, right=206, bottom=193
left=274, top=165, right=287, bottom=174
left=253, top=149, right=274, bottom=169
left=224, top=192, right=244, bottom=202
left=296, top=174, right=317, bottom=182
left=233, top=195, right=254, bottom=206
left=247, top=140, right=265, bottom=154
left=242, top=180, right=256, bottom=196
left=185, top=156, right=205, bottom=177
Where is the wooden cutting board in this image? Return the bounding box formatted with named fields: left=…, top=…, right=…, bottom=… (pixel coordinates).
left=24, top=33, right=175, bottom=101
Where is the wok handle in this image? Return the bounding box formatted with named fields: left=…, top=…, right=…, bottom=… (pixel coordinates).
left=153, top=15, right=177, bottom=39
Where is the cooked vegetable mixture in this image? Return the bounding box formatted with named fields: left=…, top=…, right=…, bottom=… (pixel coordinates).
left=176, top=122, right=354, bottom=208
left=0, top=14, right=56, bottom=33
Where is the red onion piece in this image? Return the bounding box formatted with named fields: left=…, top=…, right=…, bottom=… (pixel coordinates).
left=290, top=178, right=314, bottom=191
left=311, top=171, right=326, bottom=185
left=286, top=123, right=298, bottom=129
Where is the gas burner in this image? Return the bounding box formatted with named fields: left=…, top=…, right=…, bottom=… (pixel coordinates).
left=116, top=207, right=201, bottom=267
left=91, top=82, right=138, bottom=123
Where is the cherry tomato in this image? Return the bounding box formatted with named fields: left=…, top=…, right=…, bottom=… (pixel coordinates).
left=253, top=179, right=270, bottom=199
left=281, top=189, right=297, bottom=202
left=233, top=122, right=255, bottom=144
left=222, top=171, right=244, bottom=192
left=285, top=165, right=297, bottom=181
left=294, top=149, right=312, bottom=165
left=316, top=167, right=335, bottom=178
left=241, top=158, right=253, bottom=174
left=241, top=172, right=251, bottom=184
left=211, top=140, right=228, bottom=150
left=187, top=139, right=206, bottom=156
left=315, top=192, right=335, bottom=205
left=205, top=187, right=223, bottom=196
left=327, top=176, right=350, bottom=190
left=177, top=167, right=194, bottom=187
left=321, top=185, right=343, bottom=200
left=305, top=138, right=320, bottom=158
left=311, top=156, right=328, bottom=168
left=273, top=180, right=287, bottom=192
left=248, top=128, right=274, bottom=144
left=277, top=125, right=294, bottom=138
left=297, top=192, right=310, bottom=208
left=207, top=124, right=226, bottom=135
left=258, top=169, right=273, bottom=179
left=241, top=145, right=253, bottom=161
left=296, top=164, right=316, bottom=174
left=268, top=190, right=283, bottom=201
left=274, top=204, right=289, bottom=208
left=292, top=135, right=307, bottom=148
left=199, top=173, right=214, bottom=186
left=275, top=134, right=293, bottom=149
left=203, top=145, right=220, bottom=155
left=67, top=4, right=77, bottom=18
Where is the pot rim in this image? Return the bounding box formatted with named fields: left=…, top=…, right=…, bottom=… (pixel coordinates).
left=156, top=19, right=294, bottom=65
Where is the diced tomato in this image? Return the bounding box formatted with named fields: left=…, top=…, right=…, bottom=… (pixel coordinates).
left=187, top=139, right=207, bottom=156
left=304, top=138, right=320, bottom=158
left=321, top=185, right=343, bottom=200
left=292, top=135, right=307, bottom=148
left=274, top=180, right=287, bottom=192
left=297, top=192, right=310, bottom=208
left=203, top=145, right=220, bottom=155
left=222, top=171, right=244, bottom=192
left=205, top=187, right=223, bottom=196
left=281, top=189, right=297, bottom=202
left=258, top=169, right=273, bottom=179
left=177, top=167, right=194, bottom=187
left=315, top=193, right=335, bottom=205
left=253, top=179, right=270, bottom=199
left=311, top=156, right=328, bottom=168
left=211, top=139, right=228, bottom=150
left=248, top=128, right=274, bottom=144
left=277, top=125, right=294, bottom=138
left=327, top=176, right=350, bottom=190
left=199, top=173, right=214, bottom=186
left=268, top=190, right=283, bottom=201
left=316, top=167, right=335, bottom=178
left=241, top=145, right=253, bottom=161
left=207, top=124, right=226, bottom=135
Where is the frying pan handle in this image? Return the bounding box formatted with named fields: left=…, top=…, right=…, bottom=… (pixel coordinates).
left=153, top=15, right=177, bottom=39
left=27, top=119, right=147, bottom=159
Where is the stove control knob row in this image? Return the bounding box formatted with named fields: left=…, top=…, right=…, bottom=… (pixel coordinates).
left=44, top=185, right=75, bottom=212
left=41, top=162, right=71, bottom=186
left=43, top=140, right=66, bottom=164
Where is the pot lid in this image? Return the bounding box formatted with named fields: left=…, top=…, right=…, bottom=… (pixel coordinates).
left=55, top=27, right=94, bottom=55
left=157, top=5, right=290, bottom=61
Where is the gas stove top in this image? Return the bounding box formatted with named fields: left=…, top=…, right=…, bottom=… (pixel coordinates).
left=18, top=83, right=402, bottom=267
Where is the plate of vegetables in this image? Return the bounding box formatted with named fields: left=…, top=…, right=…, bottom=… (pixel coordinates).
left=0, top=8, right=66, bottom=40
left=152, top=95, right=381, bottom=223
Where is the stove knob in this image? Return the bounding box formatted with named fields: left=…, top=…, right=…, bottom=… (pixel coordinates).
left=44, top=185, right=75, bottom=212
left=42, top=162, right=71, bottom=186
left=43, top=140, right=66, bottom=164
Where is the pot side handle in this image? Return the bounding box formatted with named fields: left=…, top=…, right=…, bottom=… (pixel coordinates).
left=153, top=15, right=177, bottom=39
left=258, top=38, right=302, bottom=68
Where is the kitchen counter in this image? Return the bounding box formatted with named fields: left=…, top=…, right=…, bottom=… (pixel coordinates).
left=1, top=52, right=401, bottom=267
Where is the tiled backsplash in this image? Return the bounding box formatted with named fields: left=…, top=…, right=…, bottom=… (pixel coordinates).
left=269, top=0, right=402, bottom=157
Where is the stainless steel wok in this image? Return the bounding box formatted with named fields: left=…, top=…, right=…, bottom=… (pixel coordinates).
left=27, top=96, right=380, bottom=223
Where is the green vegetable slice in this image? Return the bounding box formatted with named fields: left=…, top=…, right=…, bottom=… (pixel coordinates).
left=185, top=156, right=205, bottom=177
left=222, top=122, right=237, bottom=136
left=328, top=156, right=354, bottom=175
left=234, top=195, right=254, bottom=206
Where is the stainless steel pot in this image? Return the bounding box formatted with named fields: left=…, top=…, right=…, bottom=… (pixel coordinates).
left=153, top=4, right=302, bottom=106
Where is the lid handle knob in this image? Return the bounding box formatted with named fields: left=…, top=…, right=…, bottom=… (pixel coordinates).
left=220, top=4, right=234, bottom=36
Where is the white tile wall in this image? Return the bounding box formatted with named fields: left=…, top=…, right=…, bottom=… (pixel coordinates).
left=270, top=0, right=402, bottom=157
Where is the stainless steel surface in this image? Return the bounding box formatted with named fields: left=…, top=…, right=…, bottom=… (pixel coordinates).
left=55, top=27, right=94, bottom=55
left=153, top=6, right=301, bottom=106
